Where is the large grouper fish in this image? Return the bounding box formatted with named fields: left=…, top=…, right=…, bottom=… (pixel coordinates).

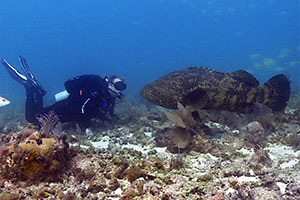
left=140, top=67, right=291, bottom=113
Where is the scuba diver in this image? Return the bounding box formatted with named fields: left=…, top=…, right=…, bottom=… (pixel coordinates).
left=1, top=56, right=127, bottom=128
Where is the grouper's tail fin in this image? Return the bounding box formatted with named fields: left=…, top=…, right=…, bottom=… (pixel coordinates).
left=259, top=74, right=290, bottom=112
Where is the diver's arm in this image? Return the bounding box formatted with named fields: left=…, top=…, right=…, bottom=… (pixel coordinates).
left=109, top=103, right=115, bottom=117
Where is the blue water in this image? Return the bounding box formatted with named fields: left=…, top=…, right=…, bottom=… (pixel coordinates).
left=0, top=0, right=299, bottom=106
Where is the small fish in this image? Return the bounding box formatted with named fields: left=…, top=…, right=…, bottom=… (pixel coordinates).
left=0, top=96, right=10, bottom=107
left=43, top=191, right=54, bottom=197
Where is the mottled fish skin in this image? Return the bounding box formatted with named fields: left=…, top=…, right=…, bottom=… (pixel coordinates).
left=0, top=96, right=10, bottom=107
left=140, top=67, right=290, bottom=113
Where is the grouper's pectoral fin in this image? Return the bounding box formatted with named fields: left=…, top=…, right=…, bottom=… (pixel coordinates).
left=181, top=88, right=208, bottom=111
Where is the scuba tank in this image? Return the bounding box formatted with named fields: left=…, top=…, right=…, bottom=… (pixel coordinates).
left=55, top=90, right=70, bottom=102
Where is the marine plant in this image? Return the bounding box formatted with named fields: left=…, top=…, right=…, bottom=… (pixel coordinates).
left=169, top=155, right=186, bottom=171
left=165, top=102, right=196, bottom=151
left=36, top=110, right=62, bottom=135
left=250, top=145, right=273, bottom=170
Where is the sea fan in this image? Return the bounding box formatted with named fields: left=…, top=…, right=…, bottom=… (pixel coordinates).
left=169, top=127, right=192, bottom=149
left=36, top=110, right=62, bottom=135
left=165, top=102, right=196, bottom=150
left=165, top=102, right=195, bottom=129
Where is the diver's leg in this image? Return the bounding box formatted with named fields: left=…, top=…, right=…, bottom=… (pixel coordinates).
left=42, top=99, right=72, bottom=123
left=25, top=89, right=44, bottom=124
left=2, top=57, right=47, bottom=124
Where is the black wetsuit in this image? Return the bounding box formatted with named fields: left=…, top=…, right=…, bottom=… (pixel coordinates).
left=26, top=75, right=115, bottom=126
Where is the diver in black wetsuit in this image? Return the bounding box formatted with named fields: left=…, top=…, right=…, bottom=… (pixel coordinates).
left=1, top=56, right=127, bottom=127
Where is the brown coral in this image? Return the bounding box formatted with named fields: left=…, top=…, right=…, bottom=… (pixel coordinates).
left=18, top=138, right=56, bottom=154
left=126, top=165, right=147, bottom=182
left=0, top=130, right=70, bottom=184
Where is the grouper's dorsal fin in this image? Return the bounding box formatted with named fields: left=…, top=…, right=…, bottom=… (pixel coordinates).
left=231, top=70, right=259, bottom=87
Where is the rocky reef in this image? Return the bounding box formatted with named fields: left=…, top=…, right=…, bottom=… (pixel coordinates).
left=0, top=125, right=71, bottom=185
left=0, top=96, right=299, bottom=199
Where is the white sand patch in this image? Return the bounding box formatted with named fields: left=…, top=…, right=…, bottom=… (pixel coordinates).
left=237, top=176, right=259, bottom=182
left=153, top=147, right=172, bottom=159
left=113, top=188, right=123, bottom=196
left=187, top=154, right=219, bottom=172
left=205, top=122, right=230, bottom=132
left=266, top=144, right=300, bottom=159
left=80, top=145, right=89, bottom=149
left=237, top=148, right=254, bottom=156
left=122, top=143, right=147, bottom=153
left=117, top=127, right=127, bottom=131
left=69, top=143, right=89, bottom=149
left=144, top=131, right=152, bottom=137
left=225, top=188, right=238, bottom=196
left=276, top=182, right=287, bottom=194
left=280, top=159, right=299, bottom=169
left=121, top=143, right=172, bottom=159
left=90, top=136, right=110, bottom=149
left=127, top=133, right=134, bottom=137
left=265, top=144, right=300, bottom=168
left=86, top=130, right=171, bottom=159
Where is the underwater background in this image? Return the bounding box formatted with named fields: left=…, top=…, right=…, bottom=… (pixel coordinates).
left=1, top=1, right=300, bottom=199
left=0, top=0, right=299, bottom=108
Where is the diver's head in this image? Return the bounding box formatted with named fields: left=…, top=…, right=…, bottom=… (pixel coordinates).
left=107, top=75, right=127, bottom=99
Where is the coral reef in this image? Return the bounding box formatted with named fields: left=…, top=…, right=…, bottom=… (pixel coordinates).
left=0, top=126, right=71, bottom=184
left=244, top=121, right=268, bottom=148
left=0, top=97, right=299, bottom=199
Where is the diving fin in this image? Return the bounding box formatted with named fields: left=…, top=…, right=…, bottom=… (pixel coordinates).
left=1, top=59, right=28, bottom=85
left=19, top=56, right=35, bottom=81
left=18, top=56, right=46, bottom=96
left=1, top=57, right=46, bottom=96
